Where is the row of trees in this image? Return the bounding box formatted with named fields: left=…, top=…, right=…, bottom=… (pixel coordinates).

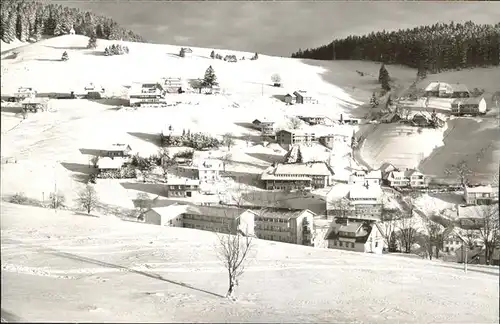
left=291, top=21, right=500, bottom=72
left=0, top=0, right=144, bottom=43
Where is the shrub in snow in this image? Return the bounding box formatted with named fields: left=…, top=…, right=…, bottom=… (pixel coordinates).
left=210, top=50, right=215, bottom=59
left=61, top=51, right=69, bottom=61
left=161, top=132, right=221, bottom=150
left=10, top=192, right=28, bottom=205
left=378, top=63, right=391, bottom=91
left=49, top=192, right=66, bottom=209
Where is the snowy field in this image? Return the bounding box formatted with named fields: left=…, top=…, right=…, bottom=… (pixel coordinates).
left=2, top=202, right=499, bottom=323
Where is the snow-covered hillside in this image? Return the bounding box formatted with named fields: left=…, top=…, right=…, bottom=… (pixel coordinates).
left=2, top=202, right=498, bottom=323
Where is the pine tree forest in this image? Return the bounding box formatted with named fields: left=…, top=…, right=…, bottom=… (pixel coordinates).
left=291, top=21, right=500, bottom=73
left=0, top=0, right=144, bottom=44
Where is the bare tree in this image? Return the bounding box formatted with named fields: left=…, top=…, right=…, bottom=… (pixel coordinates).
left=215, top=232, right=254, bottom=299
left=287, top=117, right=302, bottom=130
left=221, top=152, right=232, bottom=172
left=444, top=160, right=473, bottom=188
left=327, top=197, right=352, bottom=219
left=399, top=107, right=412, bottom=121
left=475, top=204, right=500, bottom=265
left=90, top=155, right=99, bottom=168
left=135, top=192, right=152, bottom=220
left=222, top=133, right=235, bottom=151
left=422, top=218, right=445, bottom=260
left=271, top=73, right=281, bottom=86
left=76, top=184, right=99, bottom=214
left=49, top=191, right=66, bottom=209
left=397, top=216, right=418, bottom=254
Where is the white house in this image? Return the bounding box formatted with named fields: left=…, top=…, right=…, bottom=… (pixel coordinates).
left=463, top=185, right=499, bottom=205
left=386, top=171, right=410, bottom=187
left=325, top=219, right=384, bottom=254
left=97, top=156, right=126, bottom=171
left=197, top=158, right=223, bottom=182
left=365, top=170, right=382, bottom=186
left=128, top=82, right=166, bottom=107
left=406, top=169, right=426, bottom=188
left=143, top=204, right=188, bottom=226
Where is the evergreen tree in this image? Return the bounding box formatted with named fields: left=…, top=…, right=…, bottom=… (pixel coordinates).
left=296, top=147, right=303, bottom=163
left=370, top=92, right=378, bottom=108
left=87, top=34, right=97, bottom=49
left=210, top=50, right=215, bottom=59
left=389, top=231, right=398, bottom=252
left=202, top=65, right=218, bottom=89
left=61, top=50, right=69, bottom=61
left=179, top=48, right=185, bottom=57
left=379, top=64, right=391, bottom=91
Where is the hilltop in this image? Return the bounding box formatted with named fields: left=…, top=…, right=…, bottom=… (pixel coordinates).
left=1, top=202, right=498, bottom=323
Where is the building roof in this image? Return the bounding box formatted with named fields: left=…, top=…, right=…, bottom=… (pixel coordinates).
left=149, top=204, right=190, bottom=221
left=325, top=221, right=376, bottom=243
left=348, top=185, right=382, bottom=200
left=293, top=90, right=311, bottom=98
left=198, top=158, right=223, bottom=171
left=106, top=143, right=131, bottom=152
left=276, top=129, right=316, bottom=136
left=388, top=171, right=409, bottom=180
left=452, top=97, right=485, bottom=106
left=366, top=170, right=382, bottom=179
left=253, top=118, right=274, bottom=124
left=404, top=169, right=423, bottom=177
left=450, top=84, right=470, bottom=92
left=257, top=208, right=314, bottom=220
left=182, top=47, right=193, bottom=53
left=97, top=157, right=125, bottom=169
left=465, top=185, right=497, bottom=193
left=184, top=205, right=247, bottom=219
left=274, top=162, right=333, bottom=176
left=165, top=178, right=200, bottom=186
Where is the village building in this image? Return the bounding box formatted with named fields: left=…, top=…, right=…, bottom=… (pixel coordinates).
left=348, top=185, right=383, bottom=220
left=293, top=90, right=315, bottom=104
left=180, top=47, right=193, bottom=57
left=143, top=205, right=256, bottom=236
left=463, top=185, right=499, bottom=205
left=161, top=77, right=184, bottom=93
left=297, top=115, right=327, bottom=125
left=325, top=218, right=384, bottom=254
left=276, top=129, right=317, bottom=150
left=128, top=82, right=166, bottom=107
left=411, top=112, right=432, bottom=127
left=424, top=82, right=470, bottom=98
left=163, top=178, right=200, bottom=198
left=96, top=156, right=126, bottom=172
left=14, top=87, right=37, bottom=101
left=21, top=98, right=47, bottom=113
left=380, top=112, right=402, bottom=124
left=261, top=162, right=334, bottom=191
left=451, top=97, right=487, bottom=116
left=254, top=208, right=315, bottom=245
left=318, top=125, right=353, bottom=149
left=100, top=144, right=132, bottom=158
left=252, top=118, right=275, bottom=137
left=386, top=170, right=410, bottom=187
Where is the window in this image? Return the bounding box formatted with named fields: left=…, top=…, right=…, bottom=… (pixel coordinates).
left=339, top=241, right=343, bottom=247
left=450, top=247, right=454, bottom=252
left=351, top=243, right=354, bottom=248
left=375, top=242, right=378, bottom=248
left=333, top=240, right=337, bottom=246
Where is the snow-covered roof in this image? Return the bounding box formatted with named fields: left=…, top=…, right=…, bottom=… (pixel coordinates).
left=258, top=208, right=314, bottom=220
left=388, top=171, right=407, bottom=179
left=150, top=204, right=189, bottom=221
left=366, top=170, right=382, bottom=179
left=166, top=178, right=200, bottom=186
left=424, top=82, right=469, bottom=93
left=451, top=97, right=485, bottom=106
left=182, top=47, right=193, bottom=53
left=277, top=128, right=316, bottom=136
left=97, top=157, right=125, bottom=169
left=106, top=144, right=131, bottom=152
left=293, top=90, right=311, bottom=98
left=21, top=97, right=46, bottom=104
left=274, top=162, right=332, bottom=176
left=458, top=205, right=497, bottom=219
left=465, top=185, right=497, bottom=193
left=349, top=186, right=382, bottom=200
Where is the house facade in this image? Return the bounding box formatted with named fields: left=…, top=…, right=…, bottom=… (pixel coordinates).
left=129, top=82, right=166, bottom=107
left=348, top=186, right=383, bottom=220
left=451, top=97, right=487, bottom=116
left=293, top=90, right=315, bottom=104
left=386, top=171, right=410, bottom=187
left=261, top=162, right=334, bottom=191
left=297, top=116, right=326, bottom=125
left=407, top=170, right=426, bottom=188
left=101, top=144, right=132, bottom=158
left=326, top=219, right=384, bottom=254
left=463, top=185, right=499, bottom=205
left=162, top=77, right=184, bottom=93
left=197, top=158, right=223, bottom=182
left=318, top=126, right=352, bottom=149
left=164, top=179, right=200, bottom=198
left=276, top=129, right=317, bottom=150
left=424, top=82, right=470, bottom=98
left=257, top=121, right=275, bottom=136
left=254, top=208, right=315, bottom=245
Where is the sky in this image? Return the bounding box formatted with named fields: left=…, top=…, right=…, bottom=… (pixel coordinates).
left=49, top=1, right=500, bottom=56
